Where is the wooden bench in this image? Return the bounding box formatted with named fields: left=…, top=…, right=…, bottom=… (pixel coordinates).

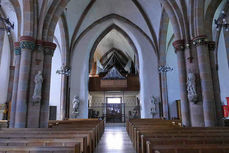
left=127, top=119, right=229, bottom=153
left=0, top=138, right=87, bottom=153
left=146, top=143, right=229, bottom=153
left=0, top=119, right=104, bottom=153
left=0, top=146, right=80, bottom=153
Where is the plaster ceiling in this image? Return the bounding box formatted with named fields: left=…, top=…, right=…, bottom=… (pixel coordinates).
left=66, top=0, right=163, bottom=51
left=94, top=29, right=136, bottom=62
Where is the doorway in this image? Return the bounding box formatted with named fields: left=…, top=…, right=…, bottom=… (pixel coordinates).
left=106, top=97, right=124, bottom=123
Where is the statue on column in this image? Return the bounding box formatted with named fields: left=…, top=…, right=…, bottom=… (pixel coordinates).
left=32, top=71, right=43, bottom=103
left=187, top=72, right=198, bottom=103
left=151, top=96, right=157, bottom=115
left=72, top=96, right=80, bottom=115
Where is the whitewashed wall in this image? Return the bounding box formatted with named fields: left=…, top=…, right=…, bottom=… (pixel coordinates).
left=0, top=32, right=10, bottom=105
left=89, top=91, right=139, bottom=119
left=218, top=30, right=229, bottom=105
left=70, top=19, right=160, bottom=119
left=166, top=43, right=180, bottom=118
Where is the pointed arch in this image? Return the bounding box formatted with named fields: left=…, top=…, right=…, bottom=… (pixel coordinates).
left=88, top=24, right=139, bottom=73
left=71, top=14, right=156, bottom=55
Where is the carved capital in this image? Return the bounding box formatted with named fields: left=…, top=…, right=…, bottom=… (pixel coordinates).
left=208, top=41, right=216, bottom=51
left=43, top=42, right=57, bottom=56
left=20, top=36, right=35, bottom=50
left=172, top=40, right=185, bottom=52
left=35, top=40, right=44, bottom=52
left=14, top=42, right=21, bottom=55
left=10, top=66, right=15, bottom=70
left=192, top=35, right=208, bottom=47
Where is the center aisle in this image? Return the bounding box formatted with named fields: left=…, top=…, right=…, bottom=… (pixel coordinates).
left=94, top=123, right=136, bottom=153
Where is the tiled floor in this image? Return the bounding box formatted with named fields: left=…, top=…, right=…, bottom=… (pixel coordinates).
left=94, top=123, right=136, bottom=153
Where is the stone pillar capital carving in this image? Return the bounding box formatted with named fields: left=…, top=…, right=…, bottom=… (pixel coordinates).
left=43, top=41, right=57, bottom=56
left=172, top=40, right=185, bottom=52
left=35, top=40, right=44, bottom=52
left=14, top=42, right=21, bottom=55
left=19, top=36, right=35, bottom=50
left=10, top=66, right=15, bottom=70
left=208, top=41, right=216, bottom=51
left=192, top=35, right=208, bottom=47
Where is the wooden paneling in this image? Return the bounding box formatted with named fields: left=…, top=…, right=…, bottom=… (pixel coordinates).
left=89, top=75, right=140, bottom=91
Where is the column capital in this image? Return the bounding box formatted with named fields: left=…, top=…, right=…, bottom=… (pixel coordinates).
left=19, top=36, right=35, bottom=50
left=43, top=41, right=57, bottom=56
left=192, top=35, right=208, bottom=47
left=10, top=66, right=15, bottom=70
left=172, top=40, right=185, bottom=52
left=208, top=41, right=216, bottom=51
left=35, top=40, right=44, bottom=52
left=14, top=42, right=21, bottom=55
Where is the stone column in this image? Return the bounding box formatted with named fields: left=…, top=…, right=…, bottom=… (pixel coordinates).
left=160, top=72, right=169, bottom=119
left=27, top=40, right=44, bottom=128
left=193, top=35, right=216, bottom=127
left=7, top=66, right=15, bottom=103
left=208, top=41, right=223, bottom=125
left=9, top=42, right=21, bottom=128
left=14, top=36, right=35, bottom=128
left=0, top=30, right=4, bottom=66
left=172, top=40, right=191, bottom=127
left=40, top=42, right=56, bottom=128
left=184, top=43, right=205, bottom=127
left=60, top=74, right=67, bottom=120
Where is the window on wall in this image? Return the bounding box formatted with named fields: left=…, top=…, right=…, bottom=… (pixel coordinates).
left=107, top=97, right=122, bottom=104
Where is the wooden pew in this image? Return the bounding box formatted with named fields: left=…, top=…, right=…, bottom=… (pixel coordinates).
left=0, top=128, right=95, bottom=152
left=0, top=145, right=80, bottom=153
left=0, top=138, right=87, bottom=153
left=127, top=119, right=229, bottom=153
left=146, top=143, right=229, bottom=153
left=0, top=119, right=104, bottom=153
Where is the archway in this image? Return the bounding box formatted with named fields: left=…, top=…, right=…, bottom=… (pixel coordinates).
left=70, top=18, right=160, bottom=119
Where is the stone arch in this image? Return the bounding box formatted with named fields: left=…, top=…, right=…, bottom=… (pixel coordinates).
left=70, top=19, right=160, bottom=118
left=45, top=1, right=70, bottom=42
left=159, top=0, right=182, bottom=40
left=9, top=0, right=22, bottom=38
left=71, top=14, right=157, bottom=55
left=205, top=0, right=223, bottom=40
left=21, top=0, right=35, bottom=37
left=88, top=24, right=139, bottom=74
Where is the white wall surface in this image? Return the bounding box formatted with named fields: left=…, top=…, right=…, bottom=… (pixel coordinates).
left=218, top=30, right=229, bottom=105
left=49, top=46, right=62, bottom=120
left=70, top=19, right=160, bottom=119
left=0, top=32, right=10, bottom=104
left=166, top=43, right=180, bottom=118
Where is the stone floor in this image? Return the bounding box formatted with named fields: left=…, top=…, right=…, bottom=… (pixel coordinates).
left=94, top=123, right=136, bottom=153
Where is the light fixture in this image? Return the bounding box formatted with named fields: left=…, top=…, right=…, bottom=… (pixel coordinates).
left=56, top=65, right=71, bottom=76
left=0, top=2, right=14, bottom=35
left=215, top=6, right=229, bottom=32
left=158, top=65, right=173, bottom=73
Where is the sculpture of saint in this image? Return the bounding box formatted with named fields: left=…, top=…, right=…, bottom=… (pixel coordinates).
left=32, top=71, right=43, bottom=102
left=151, top=96, right=157, bottom=114
left=72, top=96, right=80, bottom=114
left=187, top=73, right=198, bottom=103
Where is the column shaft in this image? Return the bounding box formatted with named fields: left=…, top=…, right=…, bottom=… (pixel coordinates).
left=193, top=36, right=216, bottom=127
left=173, top=40, right=191, bottom=127
left=27, top=41, right=44, bottom=128
left=0, top=30, right=4, bottom=66
left=14, top=36, right=35, bottom=128
left=208, top=41, right=223, bottom=125
left=160, top=72, right=169, bottom=119
left=60, top=75, right=67, bottom=120
left=9, top=42, right=21, bottom=128
left=185, top=46, right=204, bottom=127
left=40, top=42, right=56, bottom=128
